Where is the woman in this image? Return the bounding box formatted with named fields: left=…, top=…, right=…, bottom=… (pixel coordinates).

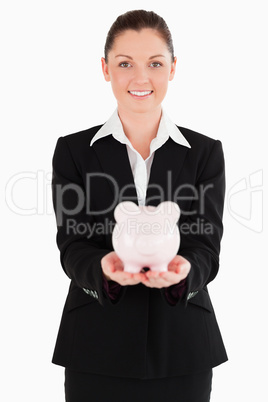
left=52, top=10, right=228, bottom=402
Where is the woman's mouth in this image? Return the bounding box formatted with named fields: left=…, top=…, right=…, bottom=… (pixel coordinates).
left=128, top=90, right=153, bottom=99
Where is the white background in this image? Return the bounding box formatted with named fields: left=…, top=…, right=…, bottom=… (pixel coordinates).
left=1, top=0, right=267, bottom=400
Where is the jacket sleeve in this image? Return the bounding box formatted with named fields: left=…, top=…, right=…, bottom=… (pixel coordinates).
left=51, top=136, right=124, bottom=306
left=163, top=139, right=225, bottom=306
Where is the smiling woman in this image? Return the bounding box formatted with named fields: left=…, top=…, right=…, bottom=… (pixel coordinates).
left=101, top=28, right=177, bottom=154
left=51, top=9, right=228, bottom=402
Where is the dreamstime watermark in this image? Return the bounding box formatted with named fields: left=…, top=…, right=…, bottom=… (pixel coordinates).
left=4, top=169, right=264, bottom=233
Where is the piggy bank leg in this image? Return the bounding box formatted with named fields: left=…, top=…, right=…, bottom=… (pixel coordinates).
left=150, top=264, right=168, bottom=273
left=124, top=264, right=141, bottom=274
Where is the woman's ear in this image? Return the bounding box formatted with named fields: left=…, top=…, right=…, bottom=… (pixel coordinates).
left=169, top=56, right=177, bottom=81
left=101, top=57, right=111, bottom=82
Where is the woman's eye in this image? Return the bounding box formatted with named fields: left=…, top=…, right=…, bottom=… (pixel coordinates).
left=119, top=62, right=131, bottom=68
left=150, top=62, right=162, bottom=68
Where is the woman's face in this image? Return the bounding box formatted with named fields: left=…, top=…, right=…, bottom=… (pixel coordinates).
left=102, top=28, right=176, bottom=114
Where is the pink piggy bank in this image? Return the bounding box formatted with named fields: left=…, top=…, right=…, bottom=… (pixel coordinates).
left=112, top=201, right=180, bottom=273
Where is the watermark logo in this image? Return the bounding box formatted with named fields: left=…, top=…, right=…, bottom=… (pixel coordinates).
left=4, top=169, right=264, bottom=233
left=5, top=171, right=212, bottom=222
left=227, top=170, right=263, bottom=233
left=5, top=170, right=53, bottom=216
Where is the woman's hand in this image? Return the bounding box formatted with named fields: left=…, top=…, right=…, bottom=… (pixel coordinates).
left=101, top=251, right=147, bottom=286
left=141, top=255, right=191, bottom=289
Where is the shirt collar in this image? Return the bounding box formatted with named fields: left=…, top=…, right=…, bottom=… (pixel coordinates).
left=89, top=108, right=191, bottom=149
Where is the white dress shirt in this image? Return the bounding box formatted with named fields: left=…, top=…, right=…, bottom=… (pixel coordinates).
left=90, top=109, right=191, bottom=206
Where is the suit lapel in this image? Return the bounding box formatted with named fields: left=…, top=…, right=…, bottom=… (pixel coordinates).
left=146, top=138, right=189, bottom=206
left=91, top=136, right=138, bottom=204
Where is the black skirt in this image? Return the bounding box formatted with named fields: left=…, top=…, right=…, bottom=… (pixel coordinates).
left=65, top=368, right=213, bottom=402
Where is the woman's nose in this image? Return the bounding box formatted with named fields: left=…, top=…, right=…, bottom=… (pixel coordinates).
left=133, top=67, right=149, bottom=85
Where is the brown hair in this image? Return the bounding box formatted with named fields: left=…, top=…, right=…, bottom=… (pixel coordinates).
left=104, top=10, right=174, bottom=62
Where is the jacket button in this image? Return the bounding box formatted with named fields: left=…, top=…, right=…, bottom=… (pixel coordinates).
left=83, top=288, right=90, bottom=295
left=83, top=288, right=98, bottom=299
left=187, top=291, right=198, bottom=300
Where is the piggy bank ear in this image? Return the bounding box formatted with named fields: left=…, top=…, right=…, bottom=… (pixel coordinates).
left=157, top=201, right=180, bottom=222
left=114, top=201, right=140, bottom=222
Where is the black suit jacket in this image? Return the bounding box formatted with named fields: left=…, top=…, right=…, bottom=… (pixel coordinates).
left=51, top=123, right=228, bottom=379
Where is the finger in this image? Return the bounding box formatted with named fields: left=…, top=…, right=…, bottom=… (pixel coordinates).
left=102, top=263, right=115, bottom=276
left=143, top=278, right=168, bottom=288
left=112, top=271, right=146, bottom=286
left=143, top=272, right=185, bottom=288
left=133, top=272, right=147, bottom=282
left=127, top=272, right=147, bottom=285
left=101, top=255, right=115, bottom=272
left=142, top=274, right=168, bottom=287
left=145, top=271, right=161, bottom=279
